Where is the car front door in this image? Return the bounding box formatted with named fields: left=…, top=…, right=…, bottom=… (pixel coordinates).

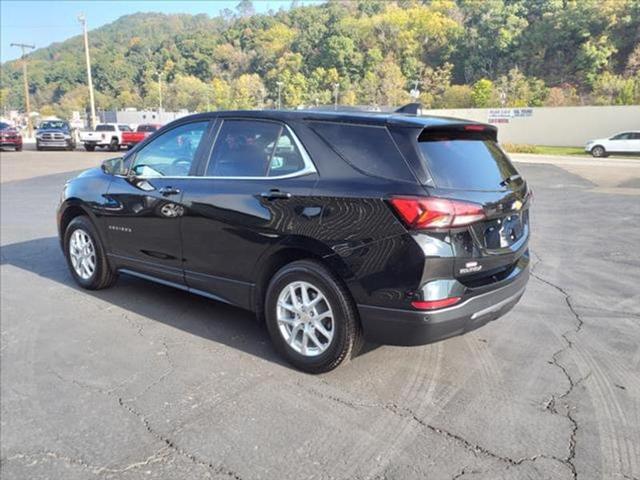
left=179, top=118, right=319, bottom=309
left=608, top=132, right=633, bottom=152
left=104, top=120, right=212, bottom=284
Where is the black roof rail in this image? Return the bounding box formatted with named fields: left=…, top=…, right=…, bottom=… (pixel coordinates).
left=395, top=103, right=422, bottom=115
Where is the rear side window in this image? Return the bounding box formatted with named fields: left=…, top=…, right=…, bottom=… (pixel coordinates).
left=119, top=125, right=132, bottom=132
left=96, top=125, right=115, bottom=132
left=138, top=125, right=158, bottom=132
left=310, top=122, right=414, bottom=182
left=418, top=130, right=519, bottom=191
left=206, top=120, right=308, bottom=177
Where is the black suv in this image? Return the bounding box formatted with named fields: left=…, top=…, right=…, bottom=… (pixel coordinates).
left=57, top=110, right=530, bottom=372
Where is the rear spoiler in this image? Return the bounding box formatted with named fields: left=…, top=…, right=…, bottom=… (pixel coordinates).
left=395, top=103, right=422, bottom=115
left=419, top=123, right=498, bottom=142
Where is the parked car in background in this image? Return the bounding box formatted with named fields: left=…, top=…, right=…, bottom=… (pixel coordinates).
left=122, top=123, right=162, bottom=149
left=80, top=123, right=132, bottom=151
left=57, top=110, right=531, bottom=373
left=0, top=122, right=23, bottom=151
left=585, top=131, right=640, bottom=157
left=36, top=120, right=76, bottom=151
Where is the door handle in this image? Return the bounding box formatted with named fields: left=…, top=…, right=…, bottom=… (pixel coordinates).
left=158, top=186, right=181, bottom=196
left=260, top=190, right=292, bottom=200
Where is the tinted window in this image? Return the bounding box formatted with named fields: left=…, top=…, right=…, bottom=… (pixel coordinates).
left=206, top=120, right=282, bottom=177
left=0, top=122, right=10, bottom=130
left=131, top=121, right=208, bottom=177
left=138, top=124, right=159, bottom=133
left=267, top=130, right=307, bottom=176
left=632, top=133, right=640, bottom=140
left=310, top=122, right=414, bottom=181
left=119, top=125, right=132, bottom=132
left=39, top=121, right=69, bottom=131
left=611, top=132, right=631, bottom=140
left=96, top=125, right=115, bottom=132
left=418, top=133, right=518, bottom=190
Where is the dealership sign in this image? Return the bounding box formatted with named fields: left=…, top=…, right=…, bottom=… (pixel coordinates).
left=488, top=108, right=533, bottom=124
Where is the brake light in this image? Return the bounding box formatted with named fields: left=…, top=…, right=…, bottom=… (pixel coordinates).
left=464, top=125, right=486, bottom=132
left=389, top=196, right=485, bottom=229
left=412, top=297, right=461, bottom=310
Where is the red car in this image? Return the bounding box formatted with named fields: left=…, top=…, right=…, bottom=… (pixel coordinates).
left=0, top=122, right=23, bottom=151
left=122, top=123, right=162, bottom=148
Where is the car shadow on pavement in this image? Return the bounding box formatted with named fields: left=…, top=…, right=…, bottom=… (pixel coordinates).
left=1, top=236, right=379, bottom=370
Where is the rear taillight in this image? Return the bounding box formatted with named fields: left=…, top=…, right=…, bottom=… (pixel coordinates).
left=412, top=297, right=461, bottom=310
left=389, top=196, right=485, bottom=230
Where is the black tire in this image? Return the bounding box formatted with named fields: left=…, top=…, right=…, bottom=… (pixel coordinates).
left=15, top=145, right=22, bottom=151
left=36, top=143, right=43, bottom=151
left=63, top=216, right=117, bottom=290
left=84, top=144, right=95, bottom=152
left=591, top=145, right=607, bottom=158
left=264, top=259, right=362, bottom=373
left=109, top=137, right=119, bottom=152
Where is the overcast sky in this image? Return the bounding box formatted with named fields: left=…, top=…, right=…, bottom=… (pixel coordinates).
left=1, top=0, right=321, bottom=63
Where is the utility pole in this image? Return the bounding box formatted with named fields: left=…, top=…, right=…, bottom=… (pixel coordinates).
left=276, top=81, right=283, bottom=110
left=156, top=70, right=163, bottom=120
left=78, top=13, right=97, bottom=129
left=10, top=42, right=35, bottom=138
left=333, top=83, right=340, bottom=111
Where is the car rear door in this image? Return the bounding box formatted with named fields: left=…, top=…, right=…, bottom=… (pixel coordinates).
left=179, top=118, right=319, bottom=309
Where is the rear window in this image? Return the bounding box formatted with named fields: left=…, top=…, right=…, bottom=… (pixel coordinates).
left=96, top=125, right=115, bottom=132
left=310, top=122, right=414, bottom=182
left=418, top=131, right=519, bottom=190
left=138, top=124, right=158, bottom=132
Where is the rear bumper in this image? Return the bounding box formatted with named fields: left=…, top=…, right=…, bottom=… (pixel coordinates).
left=357, top=262, right=529, bottom=346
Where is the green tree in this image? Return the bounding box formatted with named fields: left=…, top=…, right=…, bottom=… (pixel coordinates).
left=472, top=78, right=496, bottom=107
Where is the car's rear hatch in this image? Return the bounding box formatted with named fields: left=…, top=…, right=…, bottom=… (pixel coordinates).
left=413, top=124, right=531, bottom=287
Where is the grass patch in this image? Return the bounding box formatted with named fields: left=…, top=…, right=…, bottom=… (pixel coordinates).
left=502, top=143, right=587, bottom=156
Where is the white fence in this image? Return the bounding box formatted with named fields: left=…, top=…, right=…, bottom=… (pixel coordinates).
left=424, top=105, right=640, bottom=147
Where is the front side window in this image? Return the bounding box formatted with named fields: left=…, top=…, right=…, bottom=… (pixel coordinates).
left=611, top=132, right=631, bottom=140
left=206, top=120, right=307, bottom=177
left=119, top=125, right=132, bottom=132
left=130, top=121, right=208, bottom=177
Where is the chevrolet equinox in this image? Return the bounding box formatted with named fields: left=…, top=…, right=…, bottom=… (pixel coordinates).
left=57, top=110, right=531, bottom=373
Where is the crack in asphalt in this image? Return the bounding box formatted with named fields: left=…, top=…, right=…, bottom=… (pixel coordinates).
left=2, top=447, right=172, bottom=475
left=530, top=250, right=589, bottom=480
left=41, top=340, right=243, bottom=479
left=302, top=385, right=572, bottom=477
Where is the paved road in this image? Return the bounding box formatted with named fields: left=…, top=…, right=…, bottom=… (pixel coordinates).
left=1, top=149, right=639, bottom=479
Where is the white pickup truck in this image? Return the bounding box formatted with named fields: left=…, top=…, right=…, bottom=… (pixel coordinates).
left=80, top=123, right=132, bottom=151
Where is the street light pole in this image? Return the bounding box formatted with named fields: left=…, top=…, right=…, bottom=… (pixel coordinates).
left=276, top=81, right=283, bottom=110
left=10, top=42, right=35, bottom=138
left=78, top=13, right=97, bottom=129
left=333, top=83, right=340, bottom=111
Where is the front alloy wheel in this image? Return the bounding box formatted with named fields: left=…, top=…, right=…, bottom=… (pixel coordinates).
left=64, top=216, right=117, bottom=290
left=68, top=229, right=96, bottom=280
left=277, top=281, right=335, bottom=357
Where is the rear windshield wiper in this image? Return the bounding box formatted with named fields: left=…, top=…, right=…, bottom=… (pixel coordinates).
left=500, top=174, right=521, bottom=186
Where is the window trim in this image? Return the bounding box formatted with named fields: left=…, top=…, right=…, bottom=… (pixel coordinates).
left=200, top=119, right=317, bottom=180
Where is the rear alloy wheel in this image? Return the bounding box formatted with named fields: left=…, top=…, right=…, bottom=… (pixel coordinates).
left=276, top=281, right=335, bottom=357
left=265, top=260, right=362, bottom=373
left=64, top=216, right=117, bottom=290
left=591, top=145, right=606, bottom=157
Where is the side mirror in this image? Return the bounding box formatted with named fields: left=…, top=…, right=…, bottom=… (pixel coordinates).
left=101, top=156, right=127, bottom=176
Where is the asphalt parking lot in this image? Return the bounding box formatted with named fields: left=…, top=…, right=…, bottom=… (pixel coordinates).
left=1, top=145, right=639, bottom=480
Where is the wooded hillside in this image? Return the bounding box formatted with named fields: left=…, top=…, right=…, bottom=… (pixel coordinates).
left=1, top=0, right=639, bottom=117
